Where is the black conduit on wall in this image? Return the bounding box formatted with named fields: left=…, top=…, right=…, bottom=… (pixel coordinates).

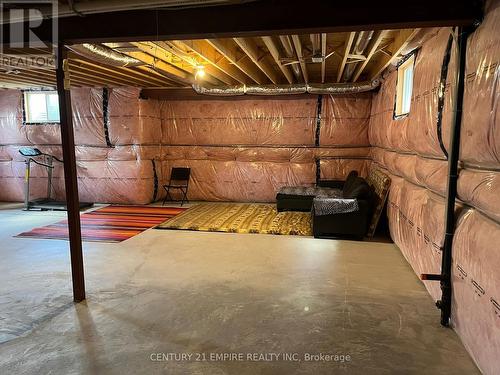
left=314, top=95, right=323, bottom=182
left=438, top=27, right=470, bottom=327
left=152, top=160, right=159, bottom=202
left=315, top=94, right=323, bottom=147
left=102, top=88, right=112, bottom=147
left=436, top=34, right=454, bottom=158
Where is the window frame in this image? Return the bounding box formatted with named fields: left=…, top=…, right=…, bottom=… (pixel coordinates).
left=22, top=90, right=61, bottom=125
left=393, top=50, right=418, bottom=120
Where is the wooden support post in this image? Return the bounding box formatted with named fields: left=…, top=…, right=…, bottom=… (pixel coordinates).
left=56, top=43, right=86, bottom=302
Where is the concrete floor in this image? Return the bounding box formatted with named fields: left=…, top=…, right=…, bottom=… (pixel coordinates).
left=0, top=203, right=478, bottom=374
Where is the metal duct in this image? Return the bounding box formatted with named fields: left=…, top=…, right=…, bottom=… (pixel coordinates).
left=245, top=85, right=307, bottom=95
left=343, top=31, right=374, bottom=81
left=192, top=80, right=379, bottom=96
left=353, top=31, right=374, bottom=54
left=192, top=84, right=246, bottom=96
left=279, top=35, right=302, bottom=79
left=307, top=80, right=380, bottom=94
left=68, top=44, right=145, bottom=67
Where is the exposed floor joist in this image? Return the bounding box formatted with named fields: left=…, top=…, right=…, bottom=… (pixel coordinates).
left=369, top=29, right=421, bottom=80
left=352, top=30, right=386, bottom=82
left=291, top=35, right=309, bottom=84
left=177, top=39, right=249, bottom=85
left=261, top=36, right=294, bottom=84
left=321, top=33, right=327, bottom=83
left=206, top=39, right=267, bottom=84
left=0, top=27, right=425, bottom=89
left=233, top=37, right=280, bottom=84
left=337, top=32, right=356, bottom=82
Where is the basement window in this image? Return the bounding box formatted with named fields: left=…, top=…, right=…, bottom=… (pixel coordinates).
left=394, top=53, right=415, bottom=118
left=23, top=91, right=60, bottom=124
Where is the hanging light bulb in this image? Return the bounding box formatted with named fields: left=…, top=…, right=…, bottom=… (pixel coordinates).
left=195, top=65, right=205, bottom=80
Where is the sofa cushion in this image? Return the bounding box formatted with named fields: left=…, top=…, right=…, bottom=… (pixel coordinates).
left=343, top=177, right=372, bottom=199
left=342, top=170, right=359, bottom=194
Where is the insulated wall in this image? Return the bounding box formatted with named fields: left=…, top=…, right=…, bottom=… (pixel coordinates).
left=369, top=1, right=500, bottom=373
left=0, top=88, right=157, bottom=204
left=159, top=94, right=371, bottom=202
left=0, top=89, right=371, bottom=204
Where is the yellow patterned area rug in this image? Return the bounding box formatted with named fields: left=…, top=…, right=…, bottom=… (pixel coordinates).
left=155, top=203, right=312, bottom=236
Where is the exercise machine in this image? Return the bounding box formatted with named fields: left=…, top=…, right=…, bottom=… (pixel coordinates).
left=18, top=147, right=93, bottom=211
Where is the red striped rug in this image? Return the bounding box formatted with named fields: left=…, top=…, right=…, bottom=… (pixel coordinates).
left=15, top=205, right=187, bottom=243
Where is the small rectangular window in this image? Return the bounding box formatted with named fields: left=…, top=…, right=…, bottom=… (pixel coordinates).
left=394, top=54, right=415, bottom=118
left=24, top=91, right=60, bottom=124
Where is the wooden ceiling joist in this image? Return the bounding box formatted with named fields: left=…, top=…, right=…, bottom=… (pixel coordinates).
left=369, top=28, right=420, bottom=80
left=139, top=41, right=221, bottom=86
left=321, top=33, right=327, bottom=83
left=206, top=39, right=267, bottom=85
left=291, top=35, right=308, bottom=84
left=176, top=39, right=249, bottom=85
left=261, top=36, right=294, bottom=84
left=233, top=37, right=279, bottom=84
left=67, top=53, right=174, bottom=87
left=352, top=30, right=386, bottom=82
left=279, top=35, right=302, bottom=81
left=68, top=61, right=138, bottom=87
left=0, top=73, right=55, bottom=87
left=153, top=41, right=236, bottom=85
left=337, top=32, right=356, bottom=82
left=125, top=43, right=193, bottom=85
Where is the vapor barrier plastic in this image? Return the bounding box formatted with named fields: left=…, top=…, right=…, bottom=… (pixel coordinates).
left=161, top=97, right=317, bottom=146
left=0, top=87, right=371, bottom=203
left=320, top=94, right=371, bottom=146
left=460, top=2, right=500, bottom=168
left=369, top=28, right=456, bottom=158
left=452, top=208, right=500, bottom=375
left=369, top=1, right=500, bottom=373
left=384, top=172, right=444, bottom=300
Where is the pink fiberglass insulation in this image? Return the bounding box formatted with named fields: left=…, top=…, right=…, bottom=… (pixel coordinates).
left=159, top=146, right=371, bottom=202
left=369, top=28, right=456, bottom=159
left=320, top=93, right=371, bottom=146
left=0, top=87, right=156, bottom=204
left=460, top=0, right=500, bottom=168
left=108, top=87, right=162, bottom=145
left=161, top=97, right=317, bottom=146
left=156, top=94, right=372, bottom=201
left=369, top=1, right=500, bottom=373
left=452, top=209, right=500, bottom=375
left=0, top=87, right=371, bottom=203
left=386, top=173, right=445, bottom=300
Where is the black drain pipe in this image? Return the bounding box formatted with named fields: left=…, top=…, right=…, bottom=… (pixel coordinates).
left=437, top=27, right=469, bottom=327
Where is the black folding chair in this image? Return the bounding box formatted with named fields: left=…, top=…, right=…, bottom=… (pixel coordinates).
left=162, top=167, right=191, bottom=206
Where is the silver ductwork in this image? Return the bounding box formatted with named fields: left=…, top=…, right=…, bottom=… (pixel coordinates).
left=306, top=81, right=380, bottom=94
left=192, top=80, right=380, bottom=96
left=342, top=31, right=374, bottom=81
left=279, top=35, right=302, bottom=79
left=353, top=31, right=374, bottom=55
left=68, top=43, right=145, bottom=67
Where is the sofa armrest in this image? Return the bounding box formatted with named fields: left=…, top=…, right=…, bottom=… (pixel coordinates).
left=312, top=199, right=372, bottom=239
